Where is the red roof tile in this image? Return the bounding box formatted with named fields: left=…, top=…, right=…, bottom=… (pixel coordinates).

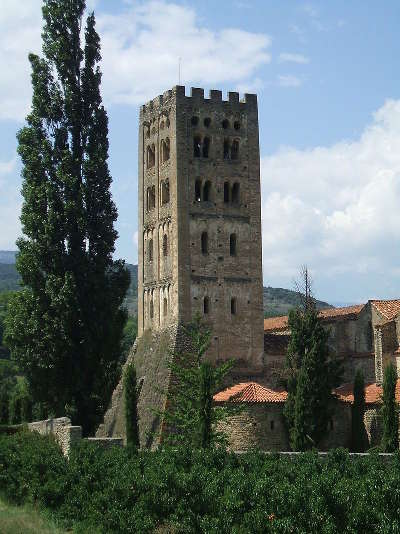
left=334, top=380, right=400, bottom=404
left=264, top=304, right=365, bottom=333
left=213, top=382, right=288, bottom=403
left=371, top=300, right=400, bottom=320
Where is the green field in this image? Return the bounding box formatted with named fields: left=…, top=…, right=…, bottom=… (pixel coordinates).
left=0, top=498, right=66, bottom=534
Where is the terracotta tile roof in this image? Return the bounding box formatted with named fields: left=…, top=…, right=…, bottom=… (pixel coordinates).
left=213, top=382, right=288, bottom=403
left=264, top=304, right=365, bottom=333
left=371, top=300, right=400, bottom=320
left=334, top=380, right=400, bottom=404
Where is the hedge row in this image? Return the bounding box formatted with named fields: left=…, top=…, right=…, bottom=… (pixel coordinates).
left=1, top=430, right=400, bottom=533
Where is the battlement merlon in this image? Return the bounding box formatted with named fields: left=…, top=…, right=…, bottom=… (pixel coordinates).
left=139, top=86, right=257, bottom=117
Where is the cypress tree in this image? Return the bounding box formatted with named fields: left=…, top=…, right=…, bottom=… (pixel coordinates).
left=124, top=362, right=140, bottom=451
left=351, top=369, right=366, bottom=452
left=381, top=362, right=399, bottom=452
left=284, top=269, right=342, bottom=450
left=4, top=0, right=130, bottom=434
left=162, top=317, right=234, bottom=448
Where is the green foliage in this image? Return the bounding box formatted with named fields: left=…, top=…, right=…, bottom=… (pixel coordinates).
left=381, top=362, right=399, bottom=452
left=4, top=432, right=400, bottom=533
left=284, top=304, right=342, bottom=451
left=0, top=429, right=68, bottom=507
left=0, top=359, right=18, bottom=424
left=351, top=369, right=367, bottom=452
left=9, top=378, right=33, bottom=424
left=162, top=317, right=234, bottom=448
left=120, top=316, right=137, bottom=363
left=4, top=0, right=130, bottom=435
left=124, top=362, right=140, bottom=451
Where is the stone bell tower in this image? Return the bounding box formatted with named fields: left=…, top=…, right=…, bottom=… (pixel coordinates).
left=138, top=86, right=264, bottom=369
left=98, top=86, right=264, bottom=446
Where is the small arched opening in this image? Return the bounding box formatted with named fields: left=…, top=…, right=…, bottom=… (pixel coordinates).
left=202, top=137, right=210, bottom=158
left=231, top=297, right=237, bottom=315
left=163, top=297, right=168, bottom=317
left=230, top=233, right=237, bottom=256
left=193, top=136, right=201, bottom=158
left=223, top=138, right=230, bottom=159
left=147, top=144, right=155, bottom=168
left=203, top=181, right=212, bottom=202
left=195, top=180, right=202, bottom=202
left=161, top=138, right=170, bottom=162
left=201, top=232, right=208, bottom=255
left=161, top=180, right=170, bottom=205
left=148, top=239, right=153, bottom=262
left=231, top=139, right=239, bottom=160
left=203, top=296, right=210, bottom=315
left=163, top=234, right=168, bottom=257
left=232, top=182, right=240, bottom=204
left=224, top=182, right=230, bottom=203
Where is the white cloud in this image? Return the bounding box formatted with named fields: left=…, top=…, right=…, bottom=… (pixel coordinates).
left=0, top=0, right=271, bottom=121
left=0, top=157, right=21, bottom=249
left=97, top=1, right=271, bottom=106
left=277, top=74, right=302, bottom=87
left=278, top=53, right=309, bottom=64
left=261, top=99, right=400, bottom=298
left=0, top=0, right=42, bottom=121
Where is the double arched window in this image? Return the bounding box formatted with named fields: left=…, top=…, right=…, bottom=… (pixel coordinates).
left=195, top=180, right=213, bottom=202
left=223, top=138, right=240, bottom=160
left=146, top=186, right=156, bottom=211
left=223, top=182, right=240, bottom=205
left=193, top=136, right=211, bottom=158
left=146, top=144, right=155, bottom=168
left=160, top=138, right=170, bottom=163
left=201, top=232, right=208, bottom=254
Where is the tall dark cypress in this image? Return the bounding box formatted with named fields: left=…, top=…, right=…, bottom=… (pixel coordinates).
left=351, top=369, right=367, bottom=452
left=381, top=363, right=399, bottom=452
left=124, top=363, right=140, bottom=452
left=4, top=0, right=130, bottom=434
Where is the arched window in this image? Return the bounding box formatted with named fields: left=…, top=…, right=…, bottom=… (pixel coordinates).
left=163, top=297, right=168, bottom=317
left=230, top=233, right=237, bottom=256
left=161, top=180, right=170, bottom=205
left=232, top=182, right=240, bottom=204
left=195, top=180, right=202, bottom=202
left=163, top=234, right=168, bottom=256
left=231, top=139, right=239, bottom=160
left=161, top=138, right=170, bottom=162
left=191, top=116, right=199, bottom=126
left=223, top=139, right=230, bottom=159
left=145, top=125, right=150, bottom=138
left=203, top=296, right=210, bottom=314
left=193, top=136, right=201, bottom=157
left=148, top=239, right=153, bottom=262
left=150, top=292, right=154, bottom=319
left=204, top=117, right=211, bottom=128
left=202, top=137, right=210, bottom=158
left=203, top=181, right=211, bottom=202
left=147, top=144, right=155, bottom=168
left=146, top=186, right=155, bottom=211
left=222, top=119, right=229, bottom=129
left=201, top=232, right=208, bottom=255
left=270, top=420, right=274, bottom=430
left=224, top=182, right=230, bottom=203
left=231, top=297, right=237, bottom=315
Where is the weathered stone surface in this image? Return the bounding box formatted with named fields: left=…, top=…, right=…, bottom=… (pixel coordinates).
left=28, top=417, right=82, bottom=456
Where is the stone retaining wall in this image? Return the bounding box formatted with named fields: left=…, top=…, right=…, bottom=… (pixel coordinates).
left=28, top=417, right=123, bottom=456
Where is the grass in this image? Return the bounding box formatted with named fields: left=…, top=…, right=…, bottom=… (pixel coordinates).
left=0, top=497, right=67, bottom=534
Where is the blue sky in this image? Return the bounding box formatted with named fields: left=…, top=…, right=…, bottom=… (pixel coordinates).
left=1, top=0, right=400, bottom=304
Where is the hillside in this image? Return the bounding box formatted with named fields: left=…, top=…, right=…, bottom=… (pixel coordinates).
left=0, top=253, right=332, bottom=317
left=263, top=286, right=333, bottom=317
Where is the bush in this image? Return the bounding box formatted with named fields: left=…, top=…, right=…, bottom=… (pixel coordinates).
left=0, top=429, right=68, bottom=507
left=2, top=431, right=400, bottom=533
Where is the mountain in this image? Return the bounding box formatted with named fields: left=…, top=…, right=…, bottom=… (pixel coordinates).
left=0, top=251, right=17, bottom=264
left=0, top=253, right=332, bottom=317
left=263, top=286, right=333, bottom=317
